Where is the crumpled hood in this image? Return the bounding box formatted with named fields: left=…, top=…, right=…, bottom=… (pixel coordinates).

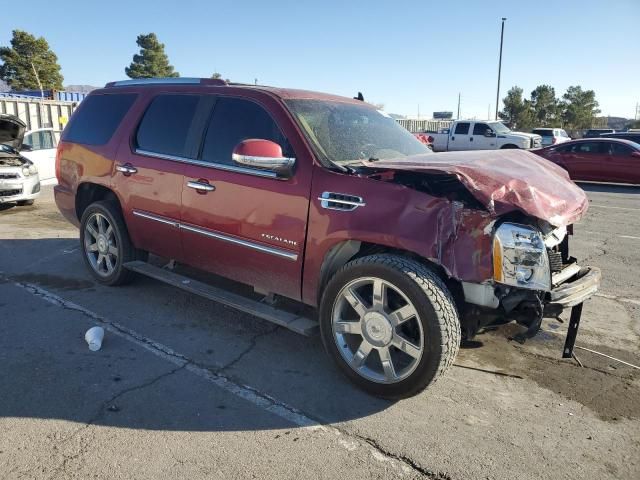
left=362, top=149, right=588, bottom=227
left=0, top=114, right=26, bottom=150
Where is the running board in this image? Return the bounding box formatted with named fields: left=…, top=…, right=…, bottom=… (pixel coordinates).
left=124, top=261, right=318, bottom=336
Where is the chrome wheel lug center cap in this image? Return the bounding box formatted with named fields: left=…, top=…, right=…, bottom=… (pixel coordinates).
left=97, top=235, right=108, bottom=254
left=362, top=311, right=393, bottom=347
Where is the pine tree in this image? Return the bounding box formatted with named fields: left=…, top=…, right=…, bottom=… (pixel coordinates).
left=0, top=30, right=64, bottom=90
left=125, top=33, right=179, bottom=78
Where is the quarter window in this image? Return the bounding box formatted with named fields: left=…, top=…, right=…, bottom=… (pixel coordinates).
left=200, top=97, right=291, bottom=165
left=454, top=122, right=470, bottom=135
left=136, top=94, right=202, bottom=158
left=63, top=94, right=136, bottom=145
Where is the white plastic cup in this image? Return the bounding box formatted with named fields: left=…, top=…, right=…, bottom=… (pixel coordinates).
left=85, top=326, right=105, bottom=351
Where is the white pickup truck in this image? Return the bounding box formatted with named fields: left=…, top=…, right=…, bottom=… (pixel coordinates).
left=429, top=120, right=542, bottom=152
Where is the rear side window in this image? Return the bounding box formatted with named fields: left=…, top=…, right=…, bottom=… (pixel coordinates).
left=63, top=94, right=136, bottom=145
left=136, top=94, right=202, bottom=158
left=200, top=97, right=291, bottom=165
left=454, top=122, right=470, bottom=135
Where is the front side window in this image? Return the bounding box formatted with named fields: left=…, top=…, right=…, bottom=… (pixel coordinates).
left=201, top=97, right=291, bottom=165
left=609, top=143, right=633, bottom=156
left=284, top=99, right=429, bottom=165
left=136, top=94, right=202, bottom=158
left=24, top=130, right=56, bottom=150
left=473, top=123, right=491, bottom=135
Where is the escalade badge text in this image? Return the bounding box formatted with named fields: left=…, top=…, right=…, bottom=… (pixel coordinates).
left=261, top=233, right=297, bottom=247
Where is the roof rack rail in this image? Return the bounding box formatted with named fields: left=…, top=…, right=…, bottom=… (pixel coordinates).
left=104, top=78, right=227, bottom=88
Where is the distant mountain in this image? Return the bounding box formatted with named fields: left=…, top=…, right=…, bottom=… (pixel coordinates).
left=64, top=85, right=99, bottom=93
left=388, top=113, right=406, bottom=120
left=605, top=116, right=633, bottom=130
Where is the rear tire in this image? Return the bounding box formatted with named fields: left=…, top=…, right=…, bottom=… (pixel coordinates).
left=79, top=200, right=142, bottom=286
left=319, top=254, right=460, bottom=399
left=500, top=144, right=519, bottom=149
left=17, top=199, right=34, bottom=206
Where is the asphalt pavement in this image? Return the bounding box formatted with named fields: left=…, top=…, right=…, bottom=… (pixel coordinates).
left=1, top=184, right=639, bottom=480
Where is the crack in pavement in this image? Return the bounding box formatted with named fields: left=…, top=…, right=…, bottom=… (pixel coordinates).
left=10, top=279, right=447, bottom=478
left=217, top=325, right=280, bottom=373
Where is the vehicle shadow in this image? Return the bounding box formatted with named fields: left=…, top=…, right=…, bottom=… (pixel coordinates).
left=0, top=238, right=395, bottom=433
left=577, top=182, right=640, bottom=194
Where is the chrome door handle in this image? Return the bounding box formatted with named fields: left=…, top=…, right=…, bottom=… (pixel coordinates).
left=187, top=180, right=215, bottom=192
left=116, top=164, right=137, bottom=175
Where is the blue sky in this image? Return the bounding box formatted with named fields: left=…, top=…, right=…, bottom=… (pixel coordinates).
left=2, top=0, right=638, bottom=119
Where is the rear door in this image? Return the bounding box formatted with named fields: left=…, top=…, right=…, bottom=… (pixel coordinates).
left=179, top=95, right=313, bottom=301
left=448, top=122, right=471, bottom=151
left=114, top=93, right=211, bottom=260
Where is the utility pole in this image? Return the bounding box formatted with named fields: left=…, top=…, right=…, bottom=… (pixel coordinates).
left=488, top=104, right=491, bottom=120
left=495, top=18, right=507, bottom=121
left=457, top=93, right=461, bottom=119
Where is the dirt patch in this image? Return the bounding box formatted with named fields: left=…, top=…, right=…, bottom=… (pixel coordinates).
left=12, top=273, right=94, bottom=291
left=457, top=324, right=640, bottom=421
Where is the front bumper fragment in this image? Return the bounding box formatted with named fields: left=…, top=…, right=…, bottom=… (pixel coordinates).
left=548, top=266, right=601, bottom=308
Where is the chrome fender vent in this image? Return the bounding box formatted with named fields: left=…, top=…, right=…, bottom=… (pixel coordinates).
left=318, top=192, right=366, bottom=211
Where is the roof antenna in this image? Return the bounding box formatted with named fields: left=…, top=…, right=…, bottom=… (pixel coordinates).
left=354, top=92, right=364, bottom=101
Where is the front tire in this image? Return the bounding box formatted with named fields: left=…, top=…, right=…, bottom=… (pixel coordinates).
left=79, top=201, right=140, bottom=286
left=319, top=254, right=460, bottom=399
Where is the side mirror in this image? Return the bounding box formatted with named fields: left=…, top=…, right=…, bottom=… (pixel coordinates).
left=20, top=144, right=33, bottom=152
left=484, top=129, right=495, bottom=137
left=232, top=139, right=295, bottom=178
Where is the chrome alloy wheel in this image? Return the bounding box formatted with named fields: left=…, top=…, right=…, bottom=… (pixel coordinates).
left=84, top=212, right=118, bottom=277
left=331, top=277, right=424, bottom=384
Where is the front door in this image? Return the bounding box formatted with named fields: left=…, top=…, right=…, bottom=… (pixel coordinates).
left=180, top=95, right=313, bottom=301
left=470, top=122, right=496, bottom=150
left=114, top=93, right=210, bottom=260
left=22, top=129, right=57, bottom=184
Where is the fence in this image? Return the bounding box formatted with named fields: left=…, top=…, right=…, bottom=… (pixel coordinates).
left=0, top=97, right=78, bottom=135
left=396, top=118, right=453, bottom=133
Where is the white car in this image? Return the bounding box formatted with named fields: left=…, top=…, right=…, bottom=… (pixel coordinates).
left=532, top=128, right=571, bottom=147
left=21, top=127, right=58, bottom=185
left=0, top=114, right=41, bottom=206
left=429, top=120, right=542, bottom=152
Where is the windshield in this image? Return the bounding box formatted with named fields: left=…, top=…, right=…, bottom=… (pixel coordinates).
left=285, top=99, right=430, bottom=165
left=490, top=122, right=511, bottom=134
left=532, top=129, right=553, bottom=136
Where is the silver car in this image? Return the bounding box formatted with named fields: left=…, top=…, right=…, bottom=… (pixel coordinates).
left=0, top=114, right=41, bottom=206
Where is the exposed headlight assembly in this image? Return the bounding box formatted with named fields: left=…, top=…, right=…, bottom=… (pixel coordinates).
left=493, top=223, right=551, bottom=291
left=21, top=164, right=37, bottom=177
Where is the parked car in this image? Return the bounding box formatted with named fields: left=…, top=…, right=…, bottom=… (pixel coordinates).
left=0, top=114, right=41, bottom=206
left=534, top=138, right=640, bottom=184
left=429, top=120, right=542, bottom=152
left=532, top=128, right=571, bottom=146
left=21, top=127, right=58, bottom=185
left=598, top=132, right=640, bottom=144
left=583, top=128, right=615, bottom=138
left=54, top=78, right=600, bottom=398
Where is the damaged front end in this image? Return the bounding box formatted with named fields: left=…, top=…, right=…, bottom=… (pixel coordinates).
left=360, top=150, right=600, bottom=356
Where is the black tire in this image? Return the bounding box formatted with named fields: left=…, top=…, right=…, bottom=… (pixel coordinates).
left=79, top=200, right=142, bottom=286
left=319, top=254, right=460, bottom=399
left=17, top=199, right=34, bottom=206
left=500, top=144, right=519, bottom=149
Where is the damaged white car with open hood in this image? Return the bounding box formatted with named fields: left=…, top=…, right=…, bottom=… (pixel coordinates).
left=0, top=114, right=41, bottom=206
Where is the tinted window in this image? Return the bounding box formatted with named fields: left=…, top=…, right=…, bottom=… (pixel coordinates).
left=574, top=142, right=604, bottom=154
left=136, top=94, right=202, bottom=158
left=532, top=129, right=553, bottom=137
left=473, top=123, right=490, bottom=135
left=454, top=122, right=470, bottom=135
left=609, top=143, right=633, bottom=156
left=24, top=130, right=56, bottom=150
left=63, top=94, right=136, bottom=145
left=201, top=97, right=291, bottom=165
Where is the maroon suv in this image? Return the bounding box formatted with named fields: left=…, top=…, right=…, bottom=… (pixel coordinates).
left=55, top=78, right=600, bottom=398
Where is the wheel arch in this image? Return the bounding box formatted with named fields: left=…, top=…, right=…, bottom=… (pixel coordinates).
left=500, top=144, right=520, bottom=149
left=75, top=182, right=121, bottom=221
left=317, top=240, right=463, bottom=307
